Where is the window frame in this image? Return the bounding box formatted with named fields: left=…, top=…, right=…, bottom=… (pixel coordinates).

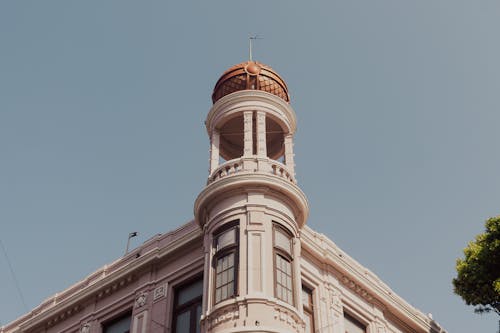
left=272, top=223, right=295, bottom=306
left=172, top=275, right=203, bottom=333
left=212, top=220, right=239, bottom=304
left=302, top=285, right=315, bottom=333
left=102, top=311, right=132, bottom=333
left=343, top=312, right=367, bottom=333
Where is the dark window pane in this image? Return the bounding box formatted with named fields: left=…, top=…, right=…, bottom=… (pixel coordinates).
left=175, top=311, right=191, bottom=333
left=215, top=252, right=235, bottom=303
left=195, top=305, right=202, bottom=333
left=103, top=315, right=131, bottom=333
left=177, top=279, right=203, bottom=306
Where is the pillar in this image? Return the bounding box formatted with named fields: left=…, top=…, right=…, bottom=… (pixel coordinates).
left=209, top=130, right=220, bottom=173
left=243, top=111, right=253, bottom=157
left=256, top=111, right=267, bottom=157
left=284, top=134, right=295, bottom=175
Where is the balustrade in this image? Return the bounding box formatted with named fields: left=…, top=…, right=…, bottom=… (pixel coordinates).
left=208, top=157, right=296, bottom=184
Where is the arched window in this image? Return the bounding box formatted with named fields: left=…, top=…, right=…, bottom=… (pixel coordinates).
left=273, top=223, right=294, bottom=305
left=213, top=221, right=239, bottom=303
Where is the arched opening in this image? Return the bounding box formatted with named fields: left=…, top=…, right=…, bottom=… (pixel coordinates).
left=218, top=115, right=244, bottom=161
left=266, top=116, right=285, bottom=160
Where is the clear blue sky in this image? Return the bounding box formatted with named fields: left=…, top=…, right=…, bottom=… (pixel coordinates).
left=1, top=1, right=499, bottom=332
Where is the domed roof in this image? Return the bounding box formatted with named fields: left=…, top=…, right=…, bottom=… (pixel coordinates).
left=212, top=61, right=290, bottom=104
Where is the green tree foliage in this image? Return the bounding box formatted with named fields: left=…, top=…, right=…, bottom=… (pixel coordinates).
left=453, top=216, right=500, bottom=315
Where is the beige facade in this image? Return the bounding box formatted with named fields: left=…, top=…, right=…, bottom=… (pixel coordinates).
left=2, top=61, right=446, bottom=333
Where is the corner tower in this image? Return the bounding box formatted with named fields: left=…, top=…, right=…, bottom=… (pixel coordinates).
left=194, top=61, right=309, bottom=333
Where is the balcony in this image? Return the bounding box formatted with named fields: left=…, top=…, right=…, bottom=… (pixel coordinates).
left=208, top=157, right=296, bottom=185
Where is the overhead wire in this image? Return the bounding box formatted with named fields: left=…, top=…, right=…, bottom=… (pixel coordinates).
left=0, top=238, right=28, bottom=312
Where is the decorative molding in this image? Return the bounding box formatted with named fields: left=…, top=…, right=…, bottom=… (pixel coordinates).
left=45, top=305, right=83, bottom=328
left=80, top=323, right=90, bottom=333
left=153, top=284, right=167, bottom=301
left=206, top=90, right=297, bottom=135
left=96, top=275, right=135, bottom=300
left=375, top=323, right=387, bottom=333
left=135, top=291, right=148, bottom=308
left=273, top=307, right=304, bottom=333
left=5, top=223, right=203, bottom=333
left=328, top=287, right=343, bottom=311
left=341, top=275, right=374, bottom=302
left=206, top=305, right=240, bottom=330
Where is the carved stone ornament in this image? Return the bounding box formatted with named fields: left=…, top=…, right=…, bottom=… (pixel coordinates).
left=153, top=284, right=167, bottom=301
left=341, top=276, right=374, bottom=302
left=273, top=307, right=303, bottom=333
left=80, top=323, right=90, bottom=333
left=135, top=291, right=148, bottom=308
left=207, top=306, right=239, bottom=329
left=329, top=288, right=342, bottom=310
left=374, top=318, right=388, bottom=333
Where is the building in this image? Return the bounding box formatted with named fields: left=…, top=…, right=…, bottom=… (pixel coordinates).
left=2, top=60, right=446, bottom=333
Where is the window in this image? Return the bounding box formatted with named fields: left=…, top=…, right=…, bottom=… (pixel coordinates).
left=273, top=224, right=294, bottom=305
left=103, top=313, right=131, bottom=333
left=344, top=313, right=366, bottom=333
left=173, top=278, right=203, bottom=333
left=213, top=222, right=239, bottom=303
left=302, top=286, right=315, bottom=333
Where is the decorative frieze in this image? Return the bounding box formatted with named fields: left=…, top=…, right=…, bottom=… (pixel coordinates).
left=96, top=275, right=135, bottom=299
left=273, top=307, right=304, bottom=333
left=45, top=305, right=82, bottom=328
left=206, top=306, right=240, bottom=329
left=341, top=275, right=374, bottom=302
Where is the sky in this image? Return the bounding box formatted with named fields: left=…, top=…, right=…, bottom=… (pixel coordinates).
left=1, top=1, right=499, bottom=332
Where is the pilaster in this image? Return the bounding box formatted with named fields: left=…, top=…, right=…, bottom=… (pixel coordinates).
left=243, top=111, right=253, bottom=157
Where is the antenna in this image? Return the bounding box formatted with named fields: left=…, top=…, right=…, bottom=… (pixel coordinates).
left=249, top=35, right=263, bottom=61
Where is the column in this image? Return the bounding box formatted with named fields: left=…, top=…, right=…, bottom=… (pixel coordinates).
left=243, top=111, right=253, bottom=157
left=284, top=134, right=295, bottom=175
left=209, top=130, right=220, bottom=173
left=256, top=111, right=267, bottom=157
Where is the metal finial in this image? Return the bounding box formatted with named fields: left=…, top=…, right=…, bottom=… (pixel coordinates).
left=249, top=35, right=262, bottom=61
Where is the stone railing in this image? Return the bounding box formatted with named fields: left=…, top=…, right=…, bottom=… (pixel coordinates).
left=209, top=159, right=243, bottom=183
left=208, top=157, right=296, bottom=184
left=269, top=160, right=294, bottom=183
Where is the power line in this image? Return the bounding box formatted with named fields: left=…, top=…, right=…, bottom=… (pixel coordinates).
left=0, top=238, right=28, bottom=312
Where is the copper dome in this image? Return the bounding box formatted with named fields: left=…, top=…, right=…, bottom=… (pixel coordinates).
left=212, top=61, right=290, bottom=103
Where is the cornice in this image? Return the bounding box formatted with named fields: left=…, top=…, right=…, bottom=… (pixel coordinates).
left=194, top=172, right=309, bottom=228
left=300, top=226, right=447, bottom=333
left=2, top=221, right=202, bottom=333
left=206, top=90, right=297, bottom=135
